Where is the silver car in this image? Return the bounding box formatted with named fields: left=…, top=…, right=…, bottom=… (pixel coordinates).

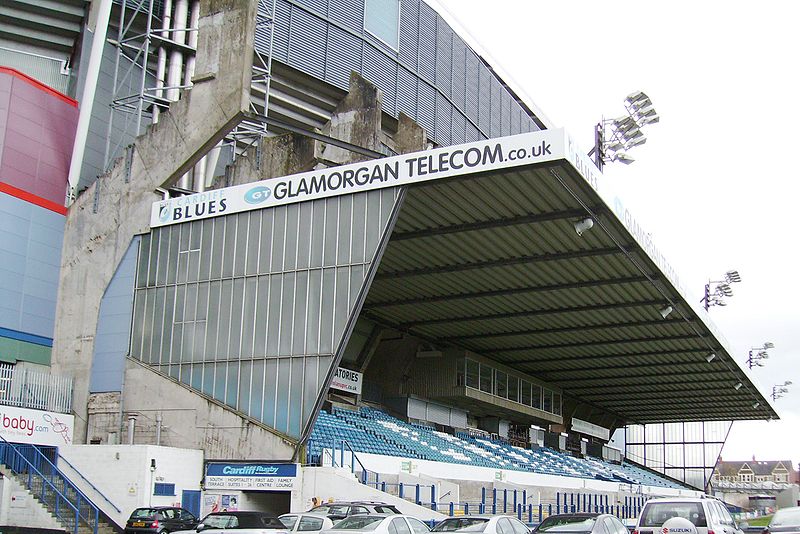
left=766, top=507, right=800, bottom=534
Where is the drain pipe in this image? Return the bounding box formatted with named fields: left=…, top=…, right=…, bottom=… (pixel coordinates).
left=155, top=412, right=163, bottom=445
left=66, top=0, right=113, bottom=203
left=152, top=0, right=173, bottom=124
left=127, top=413, right=137, bottom=445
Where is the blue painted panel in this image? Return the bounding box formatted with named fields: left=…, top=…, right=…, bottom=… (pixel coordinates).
left=89, top=236, right=140, bottom=393
left=0, top=193, right=64, bottom=342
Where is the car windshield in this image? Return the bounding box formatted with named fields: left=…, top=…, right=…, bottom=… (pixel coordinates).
left=772, top=509, right=800, bottom=527
left=537, top=517, right=596, bottom=532
left=640, top=503, right=707, bottom=528
left=333, top=516, right=385, bottom=530
left=432, top=518, right=490, bottom=532
left=130, top=509, right=158, bottom=519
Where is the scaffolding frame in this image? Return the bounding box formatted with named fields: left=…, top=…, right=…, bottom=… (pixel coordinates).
left=105, top=0, right=278, bottom=188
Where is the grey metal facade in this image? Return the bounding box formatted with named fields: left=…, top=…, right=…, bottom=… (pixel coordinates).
left=269, top=0, right=542, bottom=147
left=130, top=187, right=402, bottom=439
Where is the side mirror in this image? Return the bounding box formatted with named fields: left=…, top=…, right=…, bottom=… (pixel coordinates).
left=196, top=524, right=206, bottom=532
left=738, top=523, right=749, bottom=530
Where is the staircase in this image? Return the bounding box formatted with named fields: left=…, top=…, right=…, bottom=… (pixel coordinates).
left=0, top=437, right=119, bottom=534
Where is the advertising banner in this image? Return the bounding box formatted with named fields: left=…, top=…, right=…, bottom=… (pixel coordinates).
left=204, top=462, right=298, bottom=491
left=0, top=405, right=74, bottom=446
left=151, top=129, right=568, bottom=227
left=330, top=367, right=362, bottom=395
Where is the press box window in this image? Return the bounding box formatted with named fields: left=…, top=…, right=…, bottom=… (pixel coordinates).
left=365, top=0, right=400, bottom=49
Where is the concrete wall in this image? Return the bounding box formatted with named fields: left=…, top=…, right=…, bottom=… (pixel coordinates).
left=119, top=358, right=295, bottom=460
left=51, top=0, right=258, bottom=443
left=58, top=444, right=204, bottom=528
left=300, top=466, right=446, bottom=521
left=0, top=465, right=75, bottom=532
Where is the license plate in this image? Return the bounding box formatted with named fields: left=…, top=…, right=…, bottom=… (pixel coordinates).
left=132, top=521, right=145, bottom=527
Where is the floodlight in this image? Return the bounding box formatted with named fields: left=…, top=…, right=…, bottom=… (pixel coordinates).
left=725, top=270, right=742, bottom=283
left=593, top=91, right=659, bottom=171
left=763, top=342, right=774, bottom=349
left=625, top=91, right=649, bottom=106
left=757, top=351, right=769, bottom=359
left=734, top=382, right=742, bottom=390
left=574, top=217, right=594, bottom=236
left=612, top=153, right=635, bottom=165
left=705, top=353, right=716, bottom=363
left=717, top=283, right=733, bottom=297
left=659, top=305, right=673, bottom=319
left=785, top=381, right=793, bottom=386
left=753, top=402, right=760, bottom=409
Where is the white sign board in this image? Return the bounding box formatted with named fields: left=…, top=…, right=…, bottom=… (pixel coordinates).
left=0, top=405, right=74, bottom=446
left=330, top=367, right=362, bottom=395
left=570, top=417, right=610, bottom=441
left=151, top=129, right=568, bottom=227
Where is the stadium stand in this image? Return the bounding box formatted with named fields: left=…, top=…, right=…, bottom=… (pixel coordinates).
left=307, top=407, right=682, bottom=489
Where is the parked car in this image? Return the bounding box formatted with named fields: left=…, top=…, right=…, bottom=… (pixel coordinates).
left=533, top=513, right=626, bottom=534
left=171, top=511, right=291, bottom=533
left=634, top=497, right=743, bottom=534
left=764, top=506, right=800, bottom=534
left=307, top=502, right=402, bottom=522
left=325, top=513, right=431, bottom=534
left=124, top=506, right=198, bottom=533
left=279, top=513, right=335, bottom=534
left=432, top=515, right=530, bottom=534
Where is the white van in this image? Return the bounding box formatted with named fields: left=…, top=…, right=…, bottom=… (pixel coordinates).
left=634, top=497, right=744, bottom=534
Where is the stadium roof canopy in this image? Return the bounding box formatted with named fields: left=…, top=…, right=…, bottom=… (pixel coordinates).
left=359, top=131, right=775, bottom=425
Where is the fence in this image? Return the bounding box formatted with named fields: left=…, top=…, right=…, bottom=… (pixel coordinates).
left=312, top=439, right=649, bottom=524
left=0, top=363, right=73, bottom=413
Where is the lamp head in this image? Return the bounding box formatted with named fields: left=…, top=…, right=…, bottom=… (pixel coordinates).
left=574, top=217, right=594, bottom=237
left=659, top=305, right=673, bottom=319
left=705, top=353, right=716, bottom=363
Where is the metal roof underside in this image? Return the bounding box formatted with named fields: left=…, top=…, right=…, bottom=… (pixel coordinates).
left=361, top=159, right=776, bottom=425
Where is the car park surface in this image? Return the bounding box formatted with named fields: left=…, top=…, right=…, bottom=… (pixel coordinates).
left=124, top=506, right=198, bottom=534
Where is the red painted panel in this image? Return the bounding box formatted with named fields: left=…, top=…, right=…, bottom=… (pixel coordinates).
left=0, top=69, right=78, bottom=206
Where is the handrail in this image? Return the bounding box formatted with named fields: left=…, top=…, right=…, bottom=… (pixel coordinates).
left=57, top=453, right=122, bottom=513
left=0, top=438, right=83, bottom=533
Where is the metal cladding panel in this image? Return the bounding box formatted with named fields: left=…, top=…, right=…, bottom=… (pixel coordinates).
left=416, top=2, right=437, bottom=81
left=90, top=237, right=139, bottom=393
left=131, top=187, right=402, bottom=439
left=328, top=0, right=363, bottom=32
left=0, top=192, right=64, bottom=343
left=363, top=44, right=397, bottom=115
left=398, top=0, right=419, bottom=68
left=416, top=80, right=436, bottom=134
left=263, top=0, right=542, bottom=146
left=450, top=104, right=466, bottom=145
left=396, top=68, right=417, bottom=119
left=451, top=38, right=466, bottom=111
left=435, top=21, right=452, bottom=98
left=326, top=26, right=363, bottom=89
left=294, top=0, right=327, bottom=15
left=289, top=8, right=328, bottom=80
left=465, top=51, right=480, bottom=125
left=435, top=93, right=452, bottom=146
left=0, top=70, right=76, bottom=205
left=272, top=1, right=292, bottom=63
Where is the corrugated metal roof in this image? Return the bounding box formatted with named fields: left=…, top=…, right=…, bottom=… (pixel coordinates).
left=362, top=161, right=775, bottom=425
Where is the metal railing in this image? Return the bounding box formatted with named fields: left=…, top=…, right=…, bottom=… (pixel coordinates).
left=0, top=363, right=73, bottom=413
left=0, top=435, right=100, bottom=534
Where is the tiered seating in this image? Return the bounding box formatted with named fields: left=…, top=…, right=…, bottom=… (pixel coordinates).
left=307, top=407, right=682, bottom=489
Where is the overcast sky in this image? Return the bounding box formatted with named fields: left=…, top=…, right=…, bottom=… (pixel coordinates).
left=432, top=0, right=800, bottom=468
